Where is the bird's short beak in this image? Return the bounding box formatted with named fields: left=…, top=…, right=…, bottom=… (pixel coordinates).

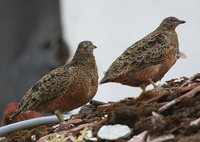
left=92, top=45, right=97, bottom=49
left=178, top=20, right=186, bottom=24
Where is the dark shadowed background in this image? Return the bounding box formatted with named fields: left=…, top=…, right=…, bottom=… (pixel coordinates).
left=0, top=0, right=70, bottom=120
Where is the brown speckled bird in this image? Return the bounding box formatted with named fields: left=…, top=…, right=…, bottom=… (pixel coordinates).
left=10, top=41, right=98, bottom=121
left=100, top=17, right=185, bottom=92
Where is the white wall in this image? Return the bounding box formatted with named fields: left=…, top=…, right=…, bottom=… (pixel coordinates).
left=60, top=0, right=200, bottom=102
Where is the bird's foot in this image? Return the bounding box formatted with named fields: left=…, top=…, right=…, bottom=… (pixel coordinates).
left=53, top=121, right=71, bottom=131
left=55, top=110, right=65, bottom=122
left=153, top=85, right=167, bottom=94
left=140, top=85, right=147, bottom=94
left=53, top=110, right=67, bottom=131
left=53, top=118, right=83, bottom=131
left=148, top=79, right=166, bottom=94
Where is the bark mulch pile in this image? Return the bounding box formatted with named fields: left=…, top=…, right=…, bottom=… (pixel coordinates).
left=1, top=73, right=200, bottom=142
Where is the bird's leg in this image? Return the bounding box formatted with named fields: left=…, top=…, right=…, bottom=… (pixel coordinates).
left=141, top=85, right=146, bottom=93
left=149, top=79, right=158, bottom=88
left=55, top=110, right=64, bottom=122
left=148, top=79, right=166, bottom=93
left=54, top=110, right=70, bottom=130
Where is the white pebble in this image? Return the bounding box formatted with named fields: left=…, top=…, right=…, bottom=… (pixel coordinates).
left=98, top=124, right=131, bottom=140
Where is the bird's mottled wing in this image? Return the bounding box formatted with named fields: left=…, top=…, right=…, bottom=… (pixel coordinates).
left=105, top=34, right=169, bottom=79
left=18, top=65, right=73, bottom=110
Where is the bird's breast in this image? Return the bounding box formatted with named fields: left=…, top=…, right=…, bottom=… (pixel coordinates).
left=156, top=44, right=178, bottom=81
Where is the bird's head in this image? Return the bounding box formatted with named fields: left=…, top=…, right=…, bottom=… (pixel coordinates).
left=159, top=16, right=185, bottom=30
left=72, top=41, right=97, bottom=64
left=77, top=41, right=97, bottom=53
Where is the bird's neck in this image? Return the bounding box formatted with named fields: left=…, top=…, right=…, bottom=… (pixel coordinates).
left=70, top=52, right=96, bottom=69
left=156, top=27, right=178, bottom=47
left=157, top=25, right=176, bottom=33
left=154, top=26, right=176, bottom=37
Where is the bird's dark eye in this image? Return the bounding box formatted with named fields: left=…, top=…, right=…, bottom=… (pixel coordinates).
left=169, top=19, right=174, bottom=23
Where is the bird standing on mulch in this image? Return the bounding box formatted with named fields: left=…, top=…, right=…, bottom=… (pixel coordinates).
left=100, top=17, right=185, bottom=92
left=10, top=41, right=99, bottom=121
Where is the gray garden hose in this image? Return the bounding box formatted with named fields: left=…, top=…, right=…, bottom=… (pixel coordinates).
left=0, top=115, right=69, bottom=137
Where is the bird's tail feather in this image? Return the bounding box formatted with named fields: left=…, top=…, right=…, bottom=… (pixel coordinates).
left=9, top=108, right=23, bottom=120
left=100, top=77, right=110, bottom=84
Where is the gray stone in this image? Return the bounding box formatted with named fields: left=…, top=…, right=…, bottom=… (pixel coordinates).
left=98, top=124, right=131, bottom=140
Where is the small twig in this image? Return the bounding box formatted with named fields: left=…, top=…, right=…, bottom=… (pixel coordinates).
left=181, top=73, right=200, bottom=87
left=37, top=119, right=106, bottom=142
left=190, top=117, right=200, bottom=126
left=97, top=103, right=113, bottom=116
left=158, top=100, right=177, bottom=113
left=147, top=134, right=175, bottom=142
left=159, top=85, right=200, bottom=112
left=127, top=131, right=148, bottom=142
left=152, top=111, right=163, bottom=119
left=169, top=123, right=184, bottom=134
left=146, top=83, right=199, bottom=104
left=146, top=92, right=170, bottom=104
left=157, top=102, right=168, bottom=107
left=62, top=120, right=105, bottom=135
left=169, top=126, right=180, bottom=134
left=170, top=82, right=200, bottom=92
left=53, top=118, right=83, bottom=129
